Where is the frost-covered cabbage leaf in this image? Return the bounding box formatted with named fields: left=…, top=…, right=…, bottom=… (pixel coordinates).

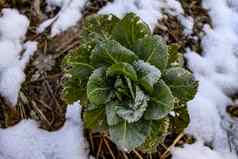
left=63, top=13, right=198, bottom=152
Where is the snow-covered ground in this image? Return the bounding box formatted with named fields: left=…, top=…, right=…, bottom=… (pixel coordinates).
left=184, top=0, right=238, bottom=158
left=99, top=0, right=193, bottom=34
left=37, top=0, right=88, bottom=37
left=0, top=9, right=37, bottom=106
left=171, top=141, right=236, bottom=159
left=0, top=101, right=91, bottom=159
left=0, top=9, right=91, bottom=159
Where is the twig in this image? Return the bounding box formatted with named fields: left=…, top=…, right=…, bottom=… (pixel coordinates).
left=161, top=132, right=184, bottom=159
left=31, top=100, right=52, bottom=128
left=133, top=150, right=143, bottom=159
left=36, top=99, right=54, bottom=125
left=89, top=132, right=95, bottom=153
left=96, top=137, right=103, bottom=159
left=18, top=103, right=26, bottom=119
left=43, top=74, right=62, bottom=113
left=121, top=152, right=129, bottom=159
left=56, top=39, right=80, bottom=55
left=103, top=137, right=116, bottom=159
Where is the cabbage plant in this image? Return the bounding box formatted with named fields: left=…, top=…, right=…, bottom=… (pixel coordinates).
left=62, top=13, right=198, bottom=152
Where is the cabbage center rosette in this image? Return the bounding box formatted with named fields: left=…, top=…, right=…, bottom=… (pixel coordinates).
left=63, top=13, right=198, bottom=152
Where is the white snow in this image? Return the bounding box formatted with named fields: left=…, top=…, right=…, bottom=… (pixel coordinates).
left=37, top=17, right=56, bottom=34
left=228, top=0, right=238, bottom=11
left=0, top=101, right=91, bottom=159
left=0, top=9, right=37, bottom=106
left=181, top=0, right=238, bottom=157
left=39, top=0, right=193, bottom=36
left=0, top=9, right=29, bottom=41
left=99, top=0, right=162, bottom=31
left=98, top=0, right=194, bottom=32
left=0, top=8, right=92, bottom=159
left=37, top=0, right=88, bottom=37
left=178, top=15, right=194, bottom=35
left=171, top=141, right=237, bottom=159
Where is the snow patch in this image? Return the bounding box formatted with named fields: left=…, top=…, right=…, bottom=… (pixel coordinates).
left=98, top=0, right=193, bottom=32
left=171, top=141, right=236, bottom=159
left=0, top=8, right=37, bottom=106
left=0, top=101, right=91, bottom=159
left=178, top=15, right=194, bottom=35
left=38, top=0, right=88, bottom=37
left=0, top=9, right=29, bottom=41
left=183, top=0, right=238, bottom=157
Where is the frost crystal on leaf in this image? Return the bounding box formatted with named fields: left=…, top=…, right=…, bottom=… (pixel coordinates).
left=134, top=60, right=161, bottom=85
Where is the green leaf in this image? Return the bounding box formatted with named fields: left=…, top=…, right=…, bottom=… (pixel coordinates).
left=140, top=118, right=170, bottom=152
left=109, top=120, right=150, bottom=151
left=163, top=67, right=198, bottom=102
left=80, top=32, right=106, bottom=49
left=144, top=80, right=174, bottom=120
left=90, top=40, right=138, bottom=66
left=62, top=44, right=94, bottom=105
left=106, top=62, right=137, bottom=81
left=168, top=44, right=180, bottom=64
left=80, top=15, right=118, bottom=49
left=81, top=14, right=120, bottom=39
left=63, top=78, right=87, bottom=104
left=168, top=44, right=184, bottom=67
left=169, top=100, right=190, bottom=133
left=87, top=103, right=100, bottom=111
left=114, top=78, right=131, bottom=98
left=132, top=86, right=149, bottom=110
left=67, top=63, right=94, bottom=80
left=125, top=77, right=135, bottom=99
left=84, top=106, right=107, bottom=130
left=117, top=106, right=142, bottom=123
left=117, top=86, right=149, bottom=123
left=112, top=13, right=151, bottom=49
left=134, top=60, right=161, bottom=94
left=87, top=67, right=112, bottom=105
left=133, top=35, right=168, bottom=71
left=63, top=44, right=95, bottom=80
left=106, top=102, right=122, bottom=126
